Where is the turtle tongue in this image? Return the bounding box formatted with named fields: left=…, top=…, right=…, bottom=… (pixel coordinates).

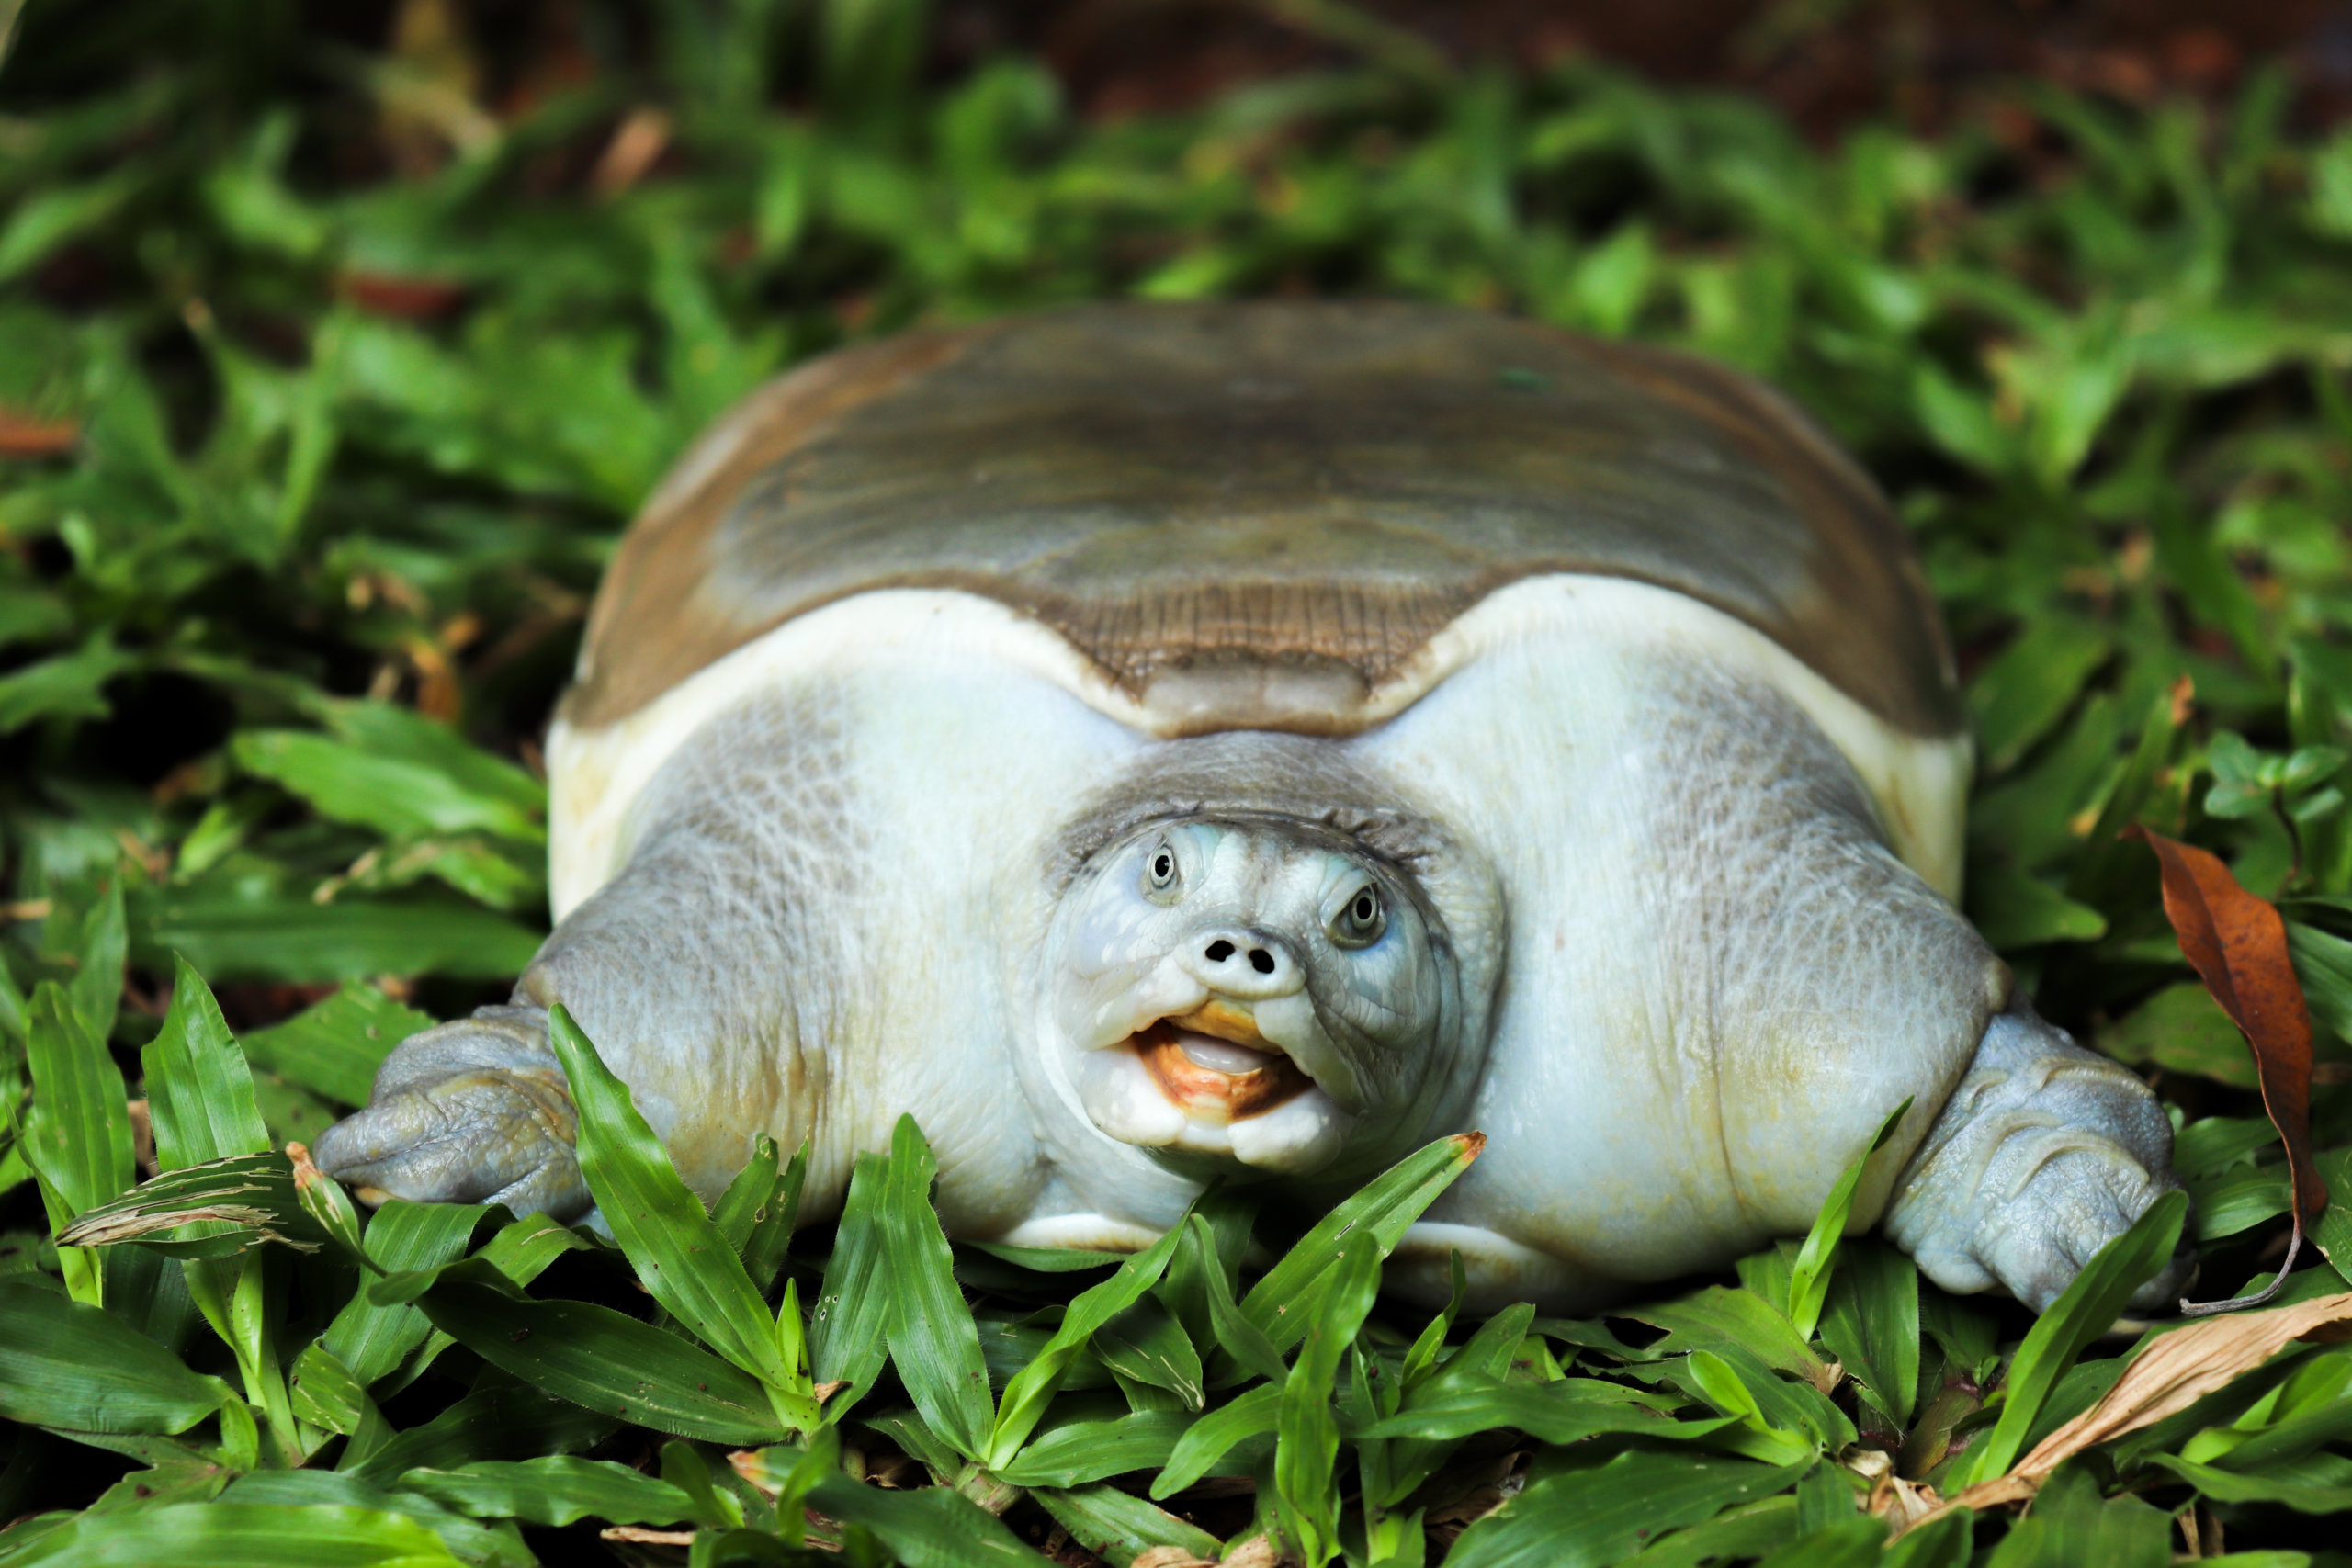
left=1132, top=1017, right=1311, bottom=1122
left=1177, top=1033, right=1282, bottom=1075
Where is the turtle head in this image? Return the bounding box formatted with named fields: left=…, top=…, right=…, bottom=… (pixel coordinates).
left=1046, top=813, right=1468, bottom=1179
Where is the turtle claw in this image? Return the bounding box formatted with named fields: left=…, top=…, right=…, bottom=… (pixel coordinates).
left=1961, top=1148, right=2195, bottom=1314
left=1884, top=1002, right=2190, bottom=1314
left=312, top=1006, right=590, bottom=1220
left=314, top=1068, right=587, bottom=1216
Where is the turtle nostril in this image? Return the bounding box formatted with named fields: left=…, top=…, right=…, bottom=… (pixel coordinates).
left=1249, top=948, right=1275, bottom=975
left=1204, top=939, right=1235, bottom=963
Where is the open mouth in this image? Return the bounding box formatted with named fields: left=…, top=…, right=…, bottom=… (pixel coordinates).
left=1075, top=996, right=1352, bottom=1174
left=1127, top=1001, right=1314, bottom=1124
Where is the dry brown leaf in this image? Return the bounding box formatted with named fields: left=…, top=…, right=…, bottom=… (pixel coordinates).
left=592, top=107, right=673, bottom=197
left=57, top=1166, right=316, bottom=1252
left=2126, top=825, right=2325, bottom=1311
left=339, top=271, right=467, bottom=321
left=59, top=1201, right=281, bottom=1247
left=1900, top=1289, right=2352, bottom=1529
left=378, top=0, right=496, bottom=171
left=0, top=408, right=79, bottom=457
left=726, top=1449, right=775, bottom=1497
left=601, top=1526, right=695, bottom=1545
left=1130, top=1551, right=1216, bottom=1568
left=1868, top=1471, right=1943, bottom=1529
left=286, top=1140, right=327, bottom=1193
left=1217, top=1537, right=1283, bottom=1568
left=126, top=1098, right=155, bottom=1177
left=1848, top=1447, right=1943, bottom=1529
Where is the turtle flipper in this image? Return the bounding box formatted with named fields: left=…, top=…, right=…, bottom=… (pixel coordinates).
left=313, top=1005, right=589, bottom=1219
left=1882, top=1002, right=2193, bottom=1314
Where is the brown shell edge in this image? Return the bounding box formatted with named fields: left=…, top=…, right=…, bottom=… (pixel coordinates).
left=561, top=322, right=1001, bottom=728
left=562, top=307, right=1962, bottom=740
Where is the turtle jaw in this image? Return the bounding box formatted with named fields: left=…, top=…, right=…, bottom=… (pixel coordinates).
left=1075, top=999, right=1355, bottom=1176
left=1133, top=1004, right=1314, bottom=1121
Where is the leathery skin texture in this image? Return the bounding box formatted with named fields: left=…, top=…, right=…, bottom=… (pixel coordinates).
left=314, top=575, right=2186, bottom=1314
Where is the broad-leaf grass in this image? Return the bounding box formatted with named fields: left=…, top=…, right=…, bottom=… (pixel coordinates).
left=5, top=0, right=2352, bottom=1561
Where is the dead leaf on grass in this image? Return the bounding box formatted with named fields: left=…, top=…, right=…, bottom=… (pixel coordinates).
left=58, top=1171, right=315, bottom=1252
left=340, top=271, right=467, bottom=320
left=2126, top=825, right=2325, bottom=1313
left=1849, top=1446, right=1942, bottom=1529
left=0, top=407, right=79, bottom=457
left=1906, top=1288, right=2352, bottom=1527
left=1130, top=1550, right=1216, bottom=1568
left=1216, top=1537, right=1283, bottom=1568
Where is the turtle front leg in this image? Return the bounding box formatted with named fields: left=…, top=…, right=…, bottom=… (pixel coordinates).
left=312, top=1004, right=589, bottom=1219
left=1882, top=1000, right=2192, bottom=1314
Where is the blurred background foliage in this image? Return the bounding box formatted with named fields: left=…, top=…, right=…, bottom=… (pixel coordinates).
left=6, top=0, right=2352, bottom=1560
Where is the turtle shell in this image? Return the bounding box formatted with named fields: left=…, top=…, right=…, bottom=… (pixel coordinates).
left=566, top=300, right=1960, bottom=739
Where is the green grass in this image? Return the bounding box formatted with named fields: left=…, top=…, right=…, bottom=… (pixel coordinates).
left=6, top=2, right=2352, bottom=1562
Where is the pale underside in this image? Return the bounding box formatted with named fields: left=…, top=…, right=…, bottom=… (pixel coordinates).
left=543, top=575, right=1987, bottom=1309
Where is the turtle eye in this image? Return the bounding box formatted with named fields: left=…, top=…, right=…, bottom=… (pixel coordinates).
left=1334, top=886, right=1385, bottom=945
left=1144, top=841, right=1180, bottom=894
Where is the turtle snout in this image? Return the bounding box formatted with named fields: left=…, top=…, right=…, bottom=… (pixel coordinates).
left=1182, top=929, right=1303, bottom=998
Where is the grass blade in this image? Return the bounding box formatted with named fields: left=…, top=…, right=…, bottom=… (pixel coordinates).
left=729, top=1427, right=842, bottom=1546
left=387, top=1211, right=595, bottom=1393
left=1182, top=1214, right=1286, bottom=1385
left=988, top=1224, right=1183, bottom=1466
left=1954, top=1189, right=2188, bottom=1486
left=713, top=1134, right=806, bottom=1293
left=403, top=1258, right=790, bottom=1446
left=1623, top=1286, right=1836, bottom=1393
left=22, top=982, right=133, bottom=1304
left=1818, top=1241, right=1920, bottom=1430
left=62, top=875, right=127, bottom=1047
left=1445, top=1450, right=1810, bottom=1568
left=545, top=1005, right=798, bottom=1402
left=0, top=1501, right=469, bottom=1565
left=1364, top=1302, right=1537, bottom=1506
left=1275, top=1229, right=1383, bottom=1567
left=809, top=1149, right=892, bottom=1410
left=1240, top=1133, right=1482, bottom=1355
left=141, top=956, right=271, bottom=1168
left=238, top=982, right=432, bottom=1109
left=1673, top=1344, right=1850, bottom=1457
left=878, top=1114, right=995, bottom=1461
left=216, top=1470, right=531, bottom=1567
left=0, top=1279, right=230, bottom=1435
left=1151, top=1382, right=1281, bottom=1499
left=1028, top=1483, right=1223, bottom=1568
left=1093, top=1293, right=1203, bottom=1410
left=808, top=1470, right=1048, bottom=1566
left=993, top=1406, right=1191, bottom=1488
left=344, top=1382, right=619, bottom=1485
left=1784, top=1097, right=1910, bottom=1339
left=320, top=1200, right=487, bottom=1387
left=289, top=1342, right=390, bottom=1461
left=399, top=1456, right=697, bottom=1529
left=1359, top=1381, right=1737, bottom=1446
left=59, top=1152, right=320, bottom=1258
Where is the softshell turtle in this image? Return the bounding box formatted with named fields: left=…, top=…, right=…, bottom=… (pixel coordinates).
left=316, top=301, right=2188, bottom=1314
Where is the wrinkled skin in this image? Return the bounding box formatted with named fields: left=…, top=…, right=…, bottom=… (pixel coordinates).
left=1050, top=817, right=1461, bottom=1179
left=1884, top=1008, right=2188, bottom=1313
left=316, top=577, right=2191, bottom=1315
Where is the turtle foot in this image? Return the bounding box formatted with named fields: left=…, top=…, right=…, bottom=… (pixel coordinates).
left=1883, top=1002, right=2193, bottom=1314
left=312, top=1005, right=589, bottom=1219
